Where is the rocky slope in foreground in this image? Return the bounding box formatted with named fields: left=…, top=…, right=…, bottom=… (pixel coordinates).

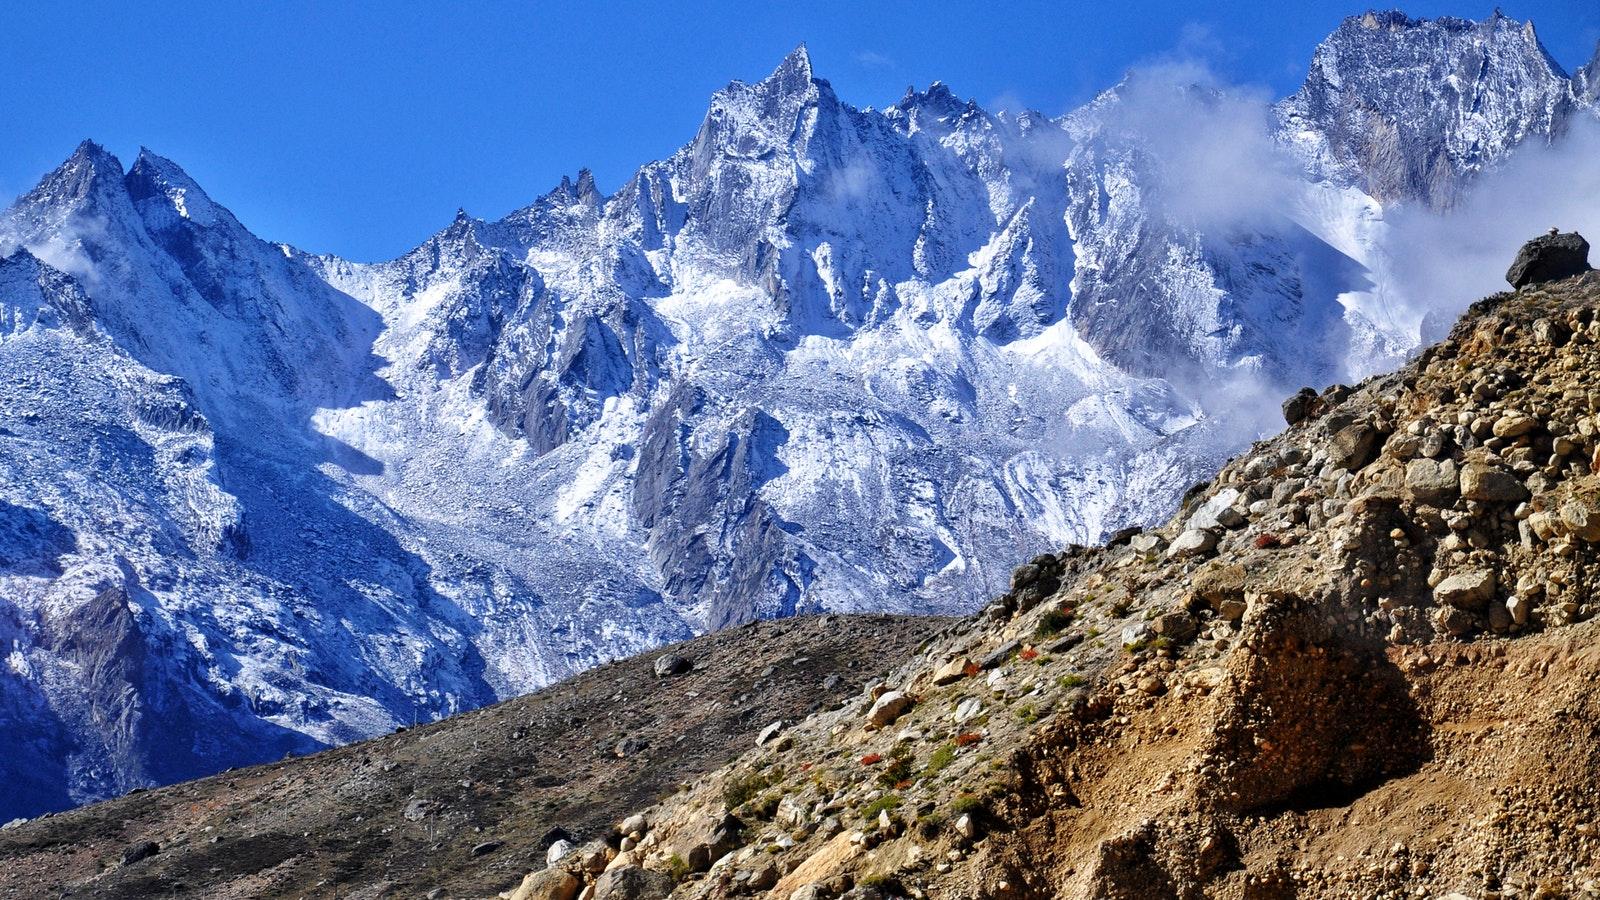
left=0, top=615, right=946, bottom=899
left=10, top=265, right=1600, bottom=900
left=488, top=267, right=1600, bottom=899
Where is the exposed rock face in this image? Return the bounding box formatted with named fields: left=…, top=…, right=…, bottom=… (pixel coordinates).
left=1506, top=230, right=1593, bottom=287
left=499, top=275, right=1600, bottom=899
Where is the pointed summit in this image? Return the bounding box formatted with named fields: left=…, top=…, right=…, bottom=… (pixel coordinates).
left=125, top=148, right=224, bottom=226
left=761, top=43, right=814, bottom=96
left=14, top=140, right=127, bottom=212
left=574, top=168, right=601, bottom=207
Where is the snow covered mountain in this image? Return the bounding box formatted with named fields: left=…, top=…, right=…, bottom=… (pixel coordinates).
left=2, top=11, right=1597, bottom=820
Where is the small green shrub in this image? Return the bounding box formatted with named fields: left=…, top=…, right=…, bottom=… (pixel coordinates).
left=1015, top=704, right=1038, bottom=724
left=1036, top=608, right=1074, bottom=637
left=859, top=793, right=902, bottom=821
left=665, top=853, right=690, bottom=881
left=924, top=742, right=958, bottom=778
left=951, top=794, right=984, bottom=816
left=1057, top=673, right=1087, bottom=689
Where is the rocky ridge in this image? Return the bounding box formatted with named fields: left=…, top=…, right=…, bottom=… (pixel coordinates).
left=505, top=264, right=1600, bottom=898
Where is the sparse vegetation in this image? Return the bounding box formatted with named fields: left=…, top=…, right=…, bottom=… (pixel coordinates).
left=1036, top=607, right=1074, bottom=637
left=723, top=766, right=782, bottom=810
left=924, top=741, right=958, bottom=777
left=877, top=745, right=915, bottom=788
left=951, top=793, right=984, bottom=816
left=859, top=793, right=901, bottom=821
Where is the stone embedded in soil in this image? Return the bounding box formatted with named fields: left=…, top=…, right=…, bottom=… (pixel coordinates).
left=1435, top=570, right=1496, bottom=611
left=866, top=691, right=914, bottom=728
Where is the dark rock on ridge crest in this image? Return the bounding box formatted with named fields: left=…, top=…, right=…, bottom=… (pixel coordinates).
left=1507, top=230, right=1592, bottom=288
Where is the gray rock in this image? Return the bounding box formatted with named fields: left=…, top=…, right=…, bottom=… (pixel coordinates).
left=866, top=691, right=913, bottom=728
left=1189, top=489, right=1242, bottom=530
left=1328, top=423, right=1379, bottom=471
left=1120, top=622, right=1154, bottom=647
left=471, top=840, right=504, bottom=858
left=979, top=641, right=1020, bottom=670
left=953, top=697, right=984, bottom=724
left=1166, top=529, right=1218, bottom=559
left=593, top=865, right=675, bottom=900
left=1506, top=231, right=1592, bottom=288
left=546, top=838, right=576, bottom=867
left=757, top=720, right=785, bottom=746
left=120, top=841, right=160, bottom=867
left=1404, top=458, right=1459, bottom=504
left=1533, top=317, right=1572, bottom=346
left=1460, top=463, right=1530, bottom=503
left=1282, top=387, right=1319, bottom=426
left=1560, top=498, right=1600, bottom=541
left=1129, top=533, right=1166, bottom=554
left=653, top=653, right=693, bottom=678
left=1435, top=570, right=1496, bottom=611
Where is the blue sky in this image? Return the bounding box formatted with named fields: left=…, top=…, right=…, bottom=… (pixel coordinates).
left=4, top=1, right=1598, bottom=261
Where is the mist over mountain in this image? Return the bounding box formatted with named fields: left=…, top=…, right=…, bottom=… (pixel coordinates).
left=2, top=10, right=1598, bottom=820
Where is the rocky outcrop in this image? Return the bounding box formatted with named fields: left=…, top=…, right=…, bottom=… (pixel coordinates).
left=519, top=272, right=1600, bottom=899
left=1506, top=230, right=1592, bottom=287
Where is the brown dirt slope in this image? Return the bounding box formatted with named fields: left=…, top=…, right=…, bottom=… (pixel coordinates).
left=530, top=273, right=1600, bottom=900
left=0, top=614, right=948, bottom=899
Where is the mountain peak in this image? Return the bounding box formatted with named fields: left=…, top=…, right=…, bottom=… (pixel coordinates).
left=125, top=148, right=223, bottom=226
left=760, top=43, right=814, bottom=96
left=12, top=140, right=127, bottom=214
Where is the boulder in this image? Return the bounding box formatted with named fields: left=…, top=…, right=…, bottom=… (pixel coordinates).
left=619, top=813, right=648, bottom=838
left=593, top=866, right=674, bottom=900
left=120, top=841, right=160, bottom=867
left=1129, top=533, right=1166, bottom=554
left=1151, top=611, right=1198, bottom=643
left=1404, top=458, right=1459, bottom=505
left=1191, top=563, right=1246, bottom=607
left=1435, top=570, right=1496, bottom=611
left=1328, top=423, right=1379, bottom=471
left=931, top=657, right=972, bottom=685
left=681, top=811, right=744, bottom=872
left=1166, top=529, right=1218, bottom=559
left=1560, top=498, right=1600, bottom=542
left=1460, top=463, right=1530, bottom=503
left=1506, top=231, right=1592, bottom=288
left=547, top=839, right=576, bottom=867
left=512, top=868, right=582, bottom=900
left=578, top=840, right=611, bottom=874
left=653, top=653, right=693, bottom=678
left=953, top=697, right=983, bottom=724
left=1282, top=387, right=1320, bottom=426
left=1189, top=489, right=1243, bottom=530
left=1491, top=414, right=1538, bottom=439
left=756, top=720, right=785, bottom=746
left=866, top=691, right=913, bottom=728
